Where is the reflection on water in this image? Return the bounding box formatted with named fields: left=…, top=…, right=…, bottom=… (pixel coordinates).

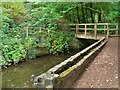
left=2, top=49, right=79, bottom=88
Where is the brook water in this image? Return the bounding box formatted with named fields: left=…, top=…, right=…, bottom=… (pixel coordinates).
left=2, top=49, right=80, bottom=88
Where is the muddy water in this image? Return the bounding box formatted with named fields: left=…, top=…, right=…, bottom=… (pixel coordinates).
left=2, top=49, right=79, bottom=88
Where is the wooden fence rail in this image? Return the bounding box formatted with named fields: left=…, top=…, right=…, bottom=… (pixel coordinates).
left=23, top=26, right=46, bottom=38
left=70, top=23, right=118, bottom=39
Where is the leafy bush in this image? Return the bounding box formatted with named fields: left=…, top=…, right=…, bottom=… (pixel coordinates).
left=0, top=36, right=38, bottom=66
left=1, top=38, right=26, bottom=66
left=45, top=31, right=73, bottom=54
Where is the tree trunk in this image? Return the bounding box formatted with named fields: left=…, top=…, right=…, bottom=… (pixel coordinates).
left=81, top=5, right=86, bottom=23
left=85, top=4, right=88, bottom=23
left=76, top=6, right=81, bottom=23
left=69, top=13, right=71, bottom=22
left=90, top=3, right=94, bottom=23
left=98, top=12, right=101, bottom=23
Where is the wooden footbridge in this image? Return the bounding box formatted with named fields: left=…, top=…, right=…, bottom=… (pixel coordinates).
left=70, top=23, right=118, bottom=40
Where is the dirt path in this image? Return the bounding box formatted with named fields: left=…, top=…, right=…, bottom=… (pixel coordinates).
left=73, top=37, right=119, bottom=88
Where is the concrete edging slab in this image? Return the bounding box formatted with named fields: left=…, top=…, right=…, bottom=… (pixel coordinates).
left=33, top=38, right=107, bottom=89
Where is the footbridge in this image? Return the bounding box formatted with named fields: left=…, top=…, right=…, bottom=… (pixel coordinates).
left=70, top=23, right=118, bottom=40
left=33, top=23, right=119, bottom=89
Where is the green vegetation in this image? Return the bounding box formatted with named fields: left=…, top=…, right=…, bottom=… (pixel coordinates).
left=0, top=2, right=118, bottom=67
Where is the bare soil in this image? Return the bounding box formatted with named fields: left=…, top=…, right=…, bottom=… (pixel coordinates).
left=73, top=37, right=119, bottom=88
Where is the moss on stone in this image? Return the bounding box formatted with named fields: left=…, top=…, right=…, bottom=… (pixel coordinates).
left=60, top=65, right=76, bottom=78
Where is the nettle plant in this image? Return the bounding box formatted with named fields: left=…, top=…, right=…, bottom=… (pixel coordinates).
left=1, top=36, right=37, bottom=66
left=1, top=38, right=26, bottom=66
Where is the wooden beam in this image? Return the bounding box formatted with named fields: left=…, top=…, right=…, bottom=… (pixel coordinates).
left=104, top=24, right=106, bottom=34
left=71, top=28, right=107, bottom=30
left=107, top=23, right=109, bottom=39
left=94, top=24, right=97, bottom=39
left=116, top=24, right=118, bottom=35
left=76, top=25, right=79, bottom=36
left=85, top=25, right=87, bottom=37
left=24, top=27, right=28, bottom=38
left=69, top=23, right=118, bottom=26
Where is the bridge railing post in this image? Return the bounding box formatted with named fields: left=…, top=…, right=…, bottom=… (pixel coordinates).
left=106, top=23, right=109, bottom=39
left=24, top=27, right=29, bottom=38
left=76, top=24, right=79, bottom=37
left=85, top=24, right=87, bottom=37
left=94, top=23, right=97, bottom=39
left=104, top=24, right=106, bottom=34
left=116, top=24, right=118, bottom=35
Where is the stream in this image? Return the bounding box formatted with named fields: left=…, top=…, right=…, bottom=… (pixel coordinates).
left=2, top=49, right=80, bottom=88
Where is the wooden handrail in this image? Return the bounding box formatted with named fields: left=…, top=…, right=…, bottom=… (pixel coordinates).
left=70, top=23, right=118, bottom=25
